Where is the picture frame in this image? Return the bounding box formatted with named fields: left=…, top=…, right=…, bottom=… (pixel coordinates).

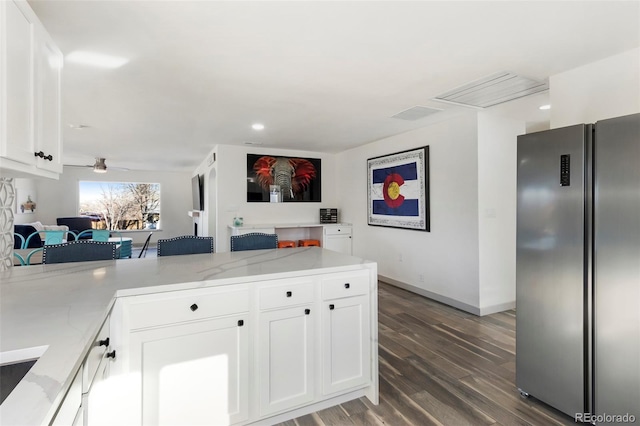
left=247, top=154, right=322, bottom=202
left=367, top=146, right=430, bottom=231
left=16, top=189, right=36, bottom=214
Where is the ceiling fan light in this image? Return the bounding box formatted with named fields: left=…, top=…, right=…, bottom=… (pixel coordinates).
left=93, top=158, right=108, bottom=173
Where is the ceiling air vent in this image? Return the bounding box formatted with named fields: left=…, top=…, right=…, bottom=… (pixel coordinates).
left=391, top=106, right=442, bottom=121
left=434, top=72, right=548, bottom=108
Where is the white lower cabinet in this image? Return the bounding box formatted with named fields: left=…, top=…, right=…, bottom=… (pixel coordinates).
left=130, top=314, right=249, bottom=425
left=98, top=270, right=374, bottom=425
left=83, top=352, right=111, bottom=426
left=322, top=226, right=353, bottom=255
left=321, top=295, right=370, bottom=395
left=321, top=271, right=371, bottom=395
left=258, top=305, right=315, bottom=416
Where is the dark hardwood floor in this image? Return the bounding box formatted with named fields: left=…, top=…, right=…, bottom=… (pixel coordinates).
left=277, top=281, right=574, bottom=426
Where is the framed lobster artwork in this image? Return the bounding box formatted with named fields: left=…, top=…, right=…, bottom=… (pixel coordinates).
left=247, top=154, right=322, bottom=202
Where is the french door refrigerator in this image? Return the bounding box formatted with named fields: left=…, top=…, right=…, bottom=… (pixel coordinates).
left=516, top=113, right=639, bottom=422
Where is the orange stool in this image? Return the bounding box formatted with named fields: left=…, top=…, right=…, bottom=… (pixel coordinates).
left=298, top=239, right=321, bottom=247
left=277, top=240, right=296, bottom=248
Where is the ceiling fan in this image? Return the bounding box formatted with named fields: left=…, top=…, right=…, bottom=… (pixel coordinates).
left=65, top=158, right=129, bottom=173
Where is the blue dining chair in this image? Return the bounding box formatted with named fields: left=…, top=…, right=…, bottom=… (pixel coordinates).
left=13, top=252, right=26, bottom=266
left=42, top=241, right=117, bottom=264
left=230, top=233, right=278, bottom=252
left=157, top=236, right=214, bottom=257
left=76, top=229, right=111, bottom=242
left=24, top=230, right=70, bottom=248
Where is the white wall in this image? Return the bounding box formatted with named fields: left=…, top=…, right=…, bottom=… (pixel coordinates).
left=33, top=167, right=193, bottom=245
left=194, top=144, right=339, bottom=252
left=337, top=112, right=483, bottom=311
left=477, top=112, right=523, bottom=313
left=550, top=48, right=640, bottom=127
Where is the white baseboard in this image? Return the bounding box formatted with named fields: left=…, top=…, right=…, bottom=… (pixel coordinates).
left=378, top=275, right=515, bottom=317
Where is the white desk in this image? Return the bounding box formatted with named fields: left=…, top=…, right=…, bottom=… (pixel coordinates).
left=228, top=223, right=353, bottom=254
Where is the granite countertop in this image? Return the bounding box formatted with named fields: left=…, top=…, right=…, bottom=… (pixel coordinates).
left=0, top=247, right=374, bottom=426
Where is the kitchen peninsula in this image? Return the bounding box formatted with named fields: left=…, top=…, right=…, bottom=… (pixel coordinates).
left=0, top=247, right=378, bottom=425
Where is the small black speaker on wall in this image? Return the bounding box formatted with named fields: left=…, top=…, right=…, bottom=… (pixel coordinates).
left=320, top=208, right=338, bottom=223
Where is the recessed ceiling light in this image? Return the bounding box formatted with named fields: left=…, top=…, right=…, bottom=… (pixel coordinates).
left=539, top=104, right=551, bottom=110
left=252, top=123, right=265, bottom=130
left=66, top=51, right=129, bottom=68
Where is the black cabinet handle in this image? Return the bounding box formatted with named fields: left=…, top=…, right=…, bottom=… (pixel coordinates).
left=344, top=283, right=350, bottom=289
left=286, top=291, right=292, bottom=297
left=329, top=304, right=335, bottom=310
left=305, top=309, right=310, bottom=315
left=106, top=350, right=116, bottom=359
left=190, top=303, right=198, bottom=311
left=34, top=151, right=53, bottom=161
left=238, top=320, right=244, bottom=327
left=99, top=337, right=110, bottom=347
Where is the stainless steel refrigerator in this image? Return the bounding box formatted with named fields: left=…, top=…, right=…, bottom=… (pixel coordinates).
left=516, top=113, right=639, bottom=422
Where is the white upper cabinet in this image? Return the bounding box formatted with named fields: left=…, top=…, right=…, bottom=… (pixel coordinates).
left=0, top=0, right=63, bottom=178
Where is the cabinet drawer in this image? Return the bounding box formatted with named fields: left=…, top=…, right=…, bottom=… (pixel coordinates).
left=259, top=279, right=315, bottom=310
left=324, top=226, right=352, bottom=236
left=321, top=271, right=369, bottom=300
left=83, top=316, right=110, bottom=393
left=127, top=287, right=249, bottom=330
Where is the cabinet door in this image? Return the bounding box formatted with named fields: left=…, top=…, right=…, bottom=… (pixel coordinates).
left=2, top=0, right=35, bottom=165
left=322, top=295, right=370, bottom=395
left=323, top=235, right=352, bottom=255
left=33, top=26, right=62, bottom=173
left=84, top=353, right=111, bottom=426
left=130, top=315, right=249, bottom=426
left=258, top=305, right=314, bottom=416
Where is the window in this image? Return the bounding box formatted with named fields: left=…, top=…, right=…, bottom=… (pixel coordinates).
left=79, top=181, right=160, bottom=230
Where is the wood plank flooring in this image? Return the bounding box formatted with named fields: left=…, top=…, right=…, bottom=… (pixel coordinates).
left=277, top=282, right=574, bottom=426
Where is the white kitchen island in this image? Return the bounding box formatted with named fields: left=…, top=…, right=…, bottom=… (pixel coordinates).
left=0, top=247, right=378, bottom=426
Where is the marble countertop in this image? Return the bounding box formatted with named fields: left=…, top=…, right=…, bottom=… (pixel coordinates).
left=0, top=247, right=374, bottom=425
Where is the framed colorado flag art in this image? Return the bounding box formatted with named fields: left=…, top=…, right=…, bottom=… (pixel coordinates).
left=367, top=146, right=430, bottom=231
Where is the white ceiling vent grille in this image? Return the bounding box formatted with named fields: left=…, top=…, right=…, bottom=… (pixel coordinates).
left=434, top=72, right=549, bottom=108
left=391, top=106, right=442, bottom=121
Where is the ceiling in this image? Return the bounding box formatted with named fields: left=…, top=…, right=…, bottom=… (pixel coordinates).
left=28, top=1, right=640, bottom=172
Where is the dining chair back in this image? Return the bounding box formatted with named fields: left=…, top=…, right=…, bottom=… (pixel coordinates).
left=14, top=233, right=25, bottom=250
left=76, top=229, right=111, bottom=242
left=13, top=252, right=26, bottom=266
left=157, top=236, right=214, bottom=257
left=138, top=232, right=153, bottom=258
left=230, top=233, right=278, bottom=252
left=42, top=241, right=117, bottom=264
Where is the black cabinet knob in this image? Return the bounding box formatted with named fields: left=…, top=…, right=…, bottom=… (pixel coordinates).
left=44, top=154, right=53, bottom=161
left=344, top=283, right=350, bottom=289
left=34, top=151, right=44, bottom=158
left=190, top=303, right=198, bottom=311
left=286, top=291, right=292, bottom=297
left=238, top=320, right=244, bottom=327
left=305, top=309, right=311, bottom=315
left=329, top=304, right=335, bottom=310
left=99, top=337, right=110, bottom=347
left=106, top=350, right=116, bottom=359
